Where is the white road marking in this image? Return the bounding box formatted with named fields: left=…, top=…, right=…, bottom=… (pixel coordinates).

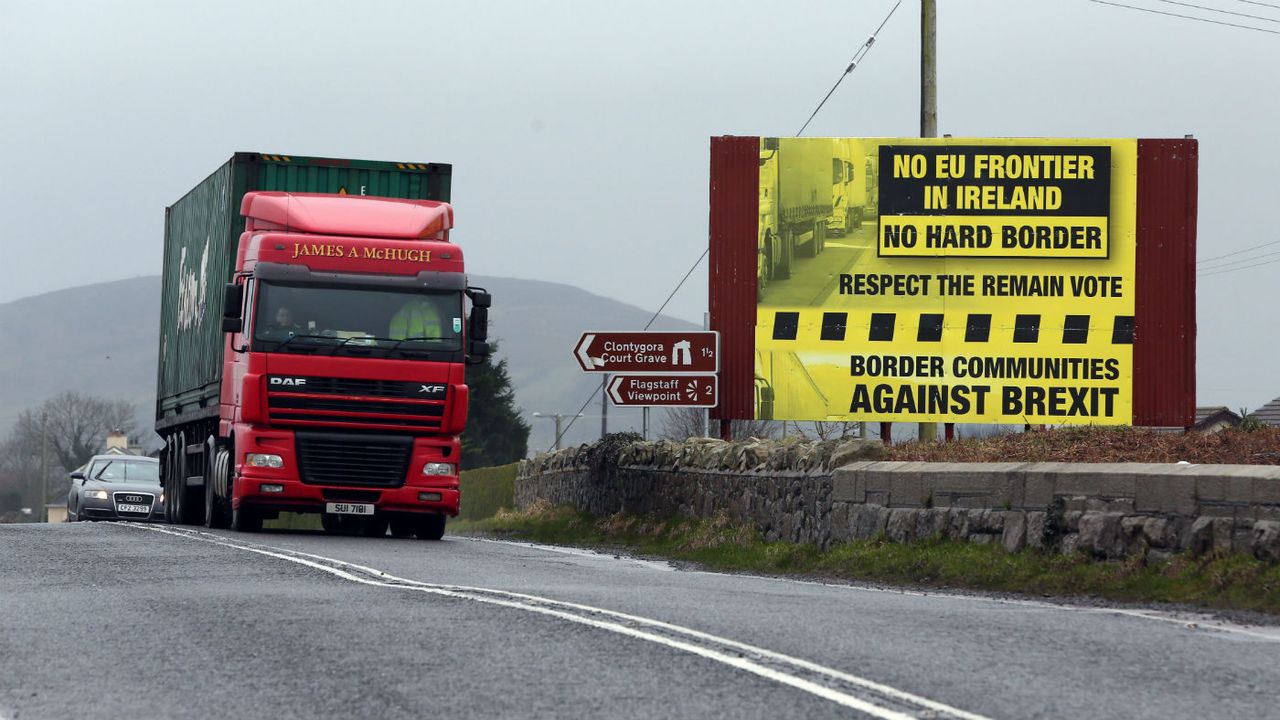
left=463, top=536, right=676, bottom=571
left=122, top=524, right=989, bottom=720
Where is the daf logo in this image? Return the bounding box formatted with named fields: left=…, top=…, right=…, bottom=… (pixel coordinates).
left=270, top=377, right=307, bottom=387
left=419, top=384, right=446, bottom=394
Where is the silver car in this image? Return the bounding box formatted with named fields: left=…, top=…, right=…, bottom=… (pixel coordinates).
left=67, top=455, right=165, bottom=522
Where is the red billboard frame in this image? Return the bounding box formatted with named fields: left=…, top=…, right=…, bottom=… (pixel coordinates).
left=708, top=136, right=1197, bottom=428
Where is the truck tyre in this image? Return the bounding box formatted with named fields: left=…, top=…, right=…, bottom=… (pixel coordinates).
left=415, top=513, right=446, bottom=541
left=775, top=231, right=793, bottom=280
left=204, top=446, right=230, bottom=530
left=321, top=514, right=343, bottom=534
left=163, top=438, right=179, bottom=524
left=361, top=516, right=389, bottom=537
left=169, top=436, right=186, bottom=524
left=178, top=433, right=206, bottom=525
left=230, top=501, right=261, bottom=533
left=389, top=516, right=416, bottom=538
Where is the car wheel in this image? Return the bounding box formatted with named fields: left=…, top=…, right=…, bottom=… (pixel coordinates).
left=414, top=513, right=446, bottom=541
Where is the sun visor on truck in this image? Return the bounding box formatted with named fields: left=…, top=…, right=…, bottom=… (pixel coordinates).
left=254, top=262, right=467, bottom=291
left=242, top=192, right=453, bottom=241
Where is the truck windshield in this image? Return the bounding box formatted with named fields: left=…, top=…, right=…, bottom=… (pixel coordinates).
left=252, top=282, right=463, bottom=358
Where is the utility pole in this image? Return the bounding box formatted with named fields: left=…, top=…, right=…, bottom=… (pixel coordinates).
left=39, top=411, right=48, bottom=523
left=601, top=375, right=608, bottom=438
left=918, top=0, right=939, bottom=444
left=703, top=311, right=711, bottom=438
left=534, top=412, right=584, bottom=451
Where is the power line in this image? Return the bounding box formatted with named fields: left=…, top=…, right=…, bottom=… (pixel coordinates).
left=1197, top=249, right=1280, bottom=273
left=1238, top=0, right=1280, bottom=10
left=796, top=0, right=903, bottom=137
left=1199, top=255, right=1280, bottom=277
left=1089, top=0, right=1280, bottom=34
left=1197, top=238, right=1280, bottom=264
left=1155, top=0, right=1280, bottom=22
left=546, top=248, right=710, bottom=451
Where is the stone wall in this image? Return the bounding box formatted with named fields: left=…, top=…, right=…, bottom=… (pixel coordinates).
left=515, top=437, right=1280, bottom=561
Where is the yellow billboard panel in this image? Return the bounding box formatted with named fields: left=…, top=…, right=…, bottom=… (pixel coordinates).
left=754, top=137, right=1136, bottom=425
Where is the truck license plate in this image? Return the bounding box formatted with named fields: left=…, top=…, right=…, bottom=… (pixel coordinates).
left=116, top=503, right=151, bottom=514
left=326, top=502, right=374, bottom=516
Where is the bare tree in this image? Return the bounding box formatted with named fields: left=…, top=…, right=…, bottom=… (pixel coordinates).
left=659, top=407, right=779, bottom=441
left=9, top=392, right=139, bottom=475
left=786, top=421, right=861, bottom=441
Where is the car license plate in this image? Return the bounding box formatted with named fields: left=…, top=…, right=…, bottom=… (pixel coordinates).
left=117, top=503, right=150, bottom=514
left=326, top=502, right=374, bottom=516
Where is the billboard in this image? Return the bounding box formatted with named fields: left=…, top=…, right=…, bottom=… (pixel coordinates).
left=752, top=137, right=1140, bottom=425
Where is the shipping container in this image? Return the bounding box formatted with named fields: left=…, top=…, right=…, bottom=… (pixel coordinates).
left=156, top=153, right=452, bottom=430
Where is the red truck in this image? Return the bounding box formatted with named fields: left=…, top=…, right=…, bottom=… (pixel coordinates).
left=156, top=154, right=488, bottom=538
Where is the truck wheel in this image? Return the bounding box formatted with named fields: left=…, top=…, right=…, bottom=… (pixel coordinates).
left=204, top=447, right=231, bottom=529
left=361, top=516, right=389, bottom=538
left=230, top=498, right=261, bottom=533
left=320, top=513, right=342, bottom=534
left=389, top=516, right=416, bottom=538
left=775, top=232, right=793, bottom=280
left=414, top=513, right=446, bottom=541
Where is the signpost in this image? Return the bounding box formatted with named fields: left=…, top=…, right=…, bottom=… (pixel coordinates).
left=573, top=331, right=718, bottom=374
left=572, top=331, right=720, bottom=411
left=607, top=374, right=717, bottom=408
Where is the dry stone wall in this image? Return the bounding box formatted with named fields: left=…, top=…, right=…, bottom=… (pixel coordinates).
left=515, top=437, right=1280, bottom=561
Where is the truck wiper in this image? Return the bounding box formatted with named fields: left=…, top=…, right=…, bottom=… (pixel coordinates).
left=386, top=336, right=451, bottom=356
left=272, top=334, right=343, bottom=352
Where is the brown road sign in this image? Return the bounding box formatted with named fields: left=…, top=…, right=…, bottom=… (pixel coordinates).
left=573, top=331, right=719, bottom=373
left=607, top=375, right=718, bottom=407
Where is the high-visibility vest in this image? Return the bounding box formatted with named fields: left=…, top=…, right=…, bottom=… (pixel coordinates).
left=389, top=299, right=443, bottom=340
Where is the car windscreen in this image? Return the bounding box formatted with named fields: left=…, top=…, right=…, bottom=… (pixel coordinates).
left=92, top=460, right=160, bottom=484
left=251, top=282, right=464, bottom=358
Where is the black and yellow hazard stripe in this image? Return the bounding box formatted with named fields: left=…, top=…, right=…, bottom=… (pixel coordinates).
left=260, top=154, right=292, bottom=162
left=396, top=162, right=431, bottom=170
left=765, top=310, right=1135, bottom=345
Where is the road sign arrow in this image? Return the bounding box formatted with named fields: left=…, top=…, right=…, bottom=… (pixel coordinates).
left=574, top=333, right=598, bottom=371
left=607, top=376, right=625, bottom=404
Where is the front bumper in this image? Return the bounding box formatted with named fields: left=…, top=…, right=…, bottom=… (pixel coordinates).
left=235, top=473, right=459, bottom=516
left=78, top=501, right=166, bottom=522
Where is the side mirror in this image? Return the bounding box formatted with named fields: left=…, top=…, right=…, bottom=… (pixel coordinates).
left=468, top=306, right=488, bottom=343
left=467, top=339, right=491, bottom=364
left=466, top=287, right=491, bottom=309
left=222, top=283, right=244, bottom=333
left=70, top=470, right=85, bottom=481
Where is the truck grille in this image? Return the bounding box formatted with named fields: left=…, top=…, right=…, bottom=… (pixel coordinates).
left=295, top=433, right=412, bottom=488
left=268, top=395, right=443, bottom=430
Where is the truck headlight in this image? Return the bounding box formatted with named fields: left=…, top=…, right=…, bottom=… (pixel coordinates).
left=421, top=462, right=456, bottom=476
left=246, top=453, right=284, bottom=469
left=85, top=489, right=109, bottom=501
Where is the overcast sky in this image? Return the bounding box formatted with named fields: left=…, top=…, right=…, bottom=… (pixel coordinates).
left=2, top=0, right=1278, bottom=410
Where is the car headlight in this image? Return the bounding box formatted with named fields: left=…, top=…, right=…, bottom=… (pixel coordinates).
left=421, top=462, right=456, bottom=476
left=159, top=492, right=165, bottom=504
left=245, top=453, right=284, bottom=469
left=85, top=489, right=109, bottom=501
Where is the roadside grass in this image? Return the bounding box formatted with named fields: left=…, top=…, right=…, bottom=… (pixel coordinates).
left=458, top=462, right=518, bottom=521
left=453, top=502, right=1280, bottom=615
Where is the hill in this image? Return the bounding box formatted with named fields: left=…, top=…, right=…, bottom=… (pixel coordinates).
left=0, top=276, right=697, bottom=452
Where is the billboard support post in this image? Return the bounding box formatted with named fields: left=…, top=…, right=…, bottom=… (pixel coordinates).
left=918, top=0, right=939, bottom=443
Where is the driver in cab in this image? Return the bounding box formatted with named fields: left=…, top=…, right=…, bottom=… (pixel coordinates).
left=262, top=306, right=303, bottom=337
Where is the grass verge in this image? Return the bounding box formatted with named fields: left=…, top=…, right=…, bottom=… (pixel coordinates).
left=453, top=501, right=1280, bottom=615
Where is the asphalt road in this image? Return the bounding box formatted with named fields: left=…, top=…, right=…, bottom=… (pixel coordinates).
left=3, top=523, right=1279, bottom=719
